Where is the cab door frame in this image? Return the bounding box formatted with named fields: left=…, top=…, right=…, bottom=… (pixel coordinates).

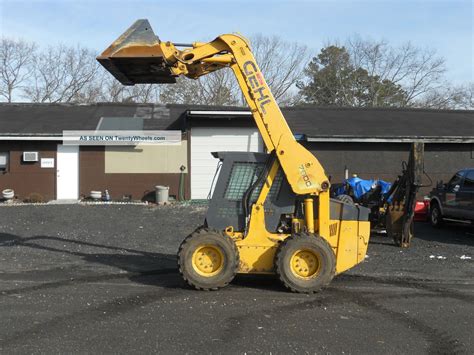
left=458, top=170, right=474, bottom=219
left=443, top=171, right=466, bottom=218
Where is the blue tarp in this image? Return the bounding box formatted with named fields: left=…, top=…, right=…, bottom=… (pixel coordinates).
left=336, top=177, right=392, bottom=200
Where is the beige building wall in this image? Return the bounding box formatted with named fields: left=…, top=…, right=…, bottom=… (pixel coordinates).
left=105, top=141, right=187, bottom=174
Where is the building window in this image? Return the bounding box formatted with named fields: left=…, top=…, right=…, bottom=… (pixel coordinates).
left=0, top=152, right=9, bottom=172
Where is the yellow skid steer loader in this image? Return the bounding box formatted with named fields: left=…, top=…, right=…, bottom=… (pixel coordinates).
left=98, top=20, right=371, bottom=293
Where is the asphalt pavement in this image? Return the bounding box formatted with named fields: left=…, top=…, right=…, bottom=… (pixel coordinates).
left=0, top=204, right=473, bottom=354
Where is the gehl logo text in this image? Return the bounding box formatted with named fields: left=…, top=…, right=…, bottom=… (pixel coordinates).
left=243, top=61, right=272, bottom=114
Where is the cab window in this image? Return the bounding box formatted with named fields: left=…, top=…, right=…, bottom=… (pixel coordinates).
left=462, top=170, right=474, bottom=191
left=447, top=171, right=465, bottom=191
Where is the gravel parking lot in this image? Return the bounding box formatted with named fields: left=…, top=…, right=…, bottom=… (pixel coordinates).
left=0, top=204, right=473, bottom=354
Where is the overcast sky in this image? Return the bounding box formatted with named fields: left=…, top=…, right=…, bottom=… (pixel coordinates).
left=0, top=0, right=472, bottom=85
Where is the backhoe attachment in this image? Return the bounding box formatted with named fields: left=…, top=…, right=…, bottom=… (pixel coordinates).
left=386, top=142, right=425, bottom=248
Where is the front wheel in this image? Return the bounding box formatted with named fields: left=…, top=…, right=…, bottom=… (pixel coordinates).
left=178, top=228, right=239, bottom=290
left=275, top=233, right=336, bottom=293
left=430, top=203, right=443, bottom=228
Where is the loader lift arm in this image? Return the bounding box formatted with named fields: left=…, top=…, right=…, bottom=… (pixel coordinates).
left=97, top=19, right=330, bottom=197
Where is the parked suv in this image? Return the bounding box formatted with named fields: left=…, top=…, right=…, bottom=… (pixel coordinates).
left=429, top=169, right=474, bottom=227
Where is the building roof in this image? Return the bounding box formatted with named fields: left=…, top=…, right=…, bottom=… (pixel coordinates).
left=0, top=103, right=179, bottom=136
left=0, top=103, right=473, bottom=142
left=96, top=116, right=144, bottom=131
left=187, top=106, right=474, bottom=140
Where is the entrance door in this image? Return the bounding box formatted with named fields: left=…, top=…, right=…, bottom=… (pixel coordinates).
left=56, top=145, right=79, bottom=199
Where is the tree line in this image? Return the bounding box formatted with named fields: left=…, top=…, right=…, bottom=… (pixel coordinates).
left=1, top=35, right=472, bottom=109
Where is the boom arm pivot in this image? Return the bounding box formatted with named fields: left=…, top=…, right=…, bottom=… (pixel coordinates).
left=98, top=19, right=330, bottom=195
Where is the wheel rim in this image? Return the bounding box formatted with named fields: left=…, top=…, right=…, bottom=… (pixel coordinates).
left=192, top=245, right=224, bottom=277
left=290, top=249, right=321, bottom=279
left=432, top=208, right=438, bottom=224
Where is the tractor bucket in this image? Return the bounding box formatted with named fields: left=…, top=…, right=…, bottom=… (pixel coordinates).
left=97, top=19, right=176, bottom=85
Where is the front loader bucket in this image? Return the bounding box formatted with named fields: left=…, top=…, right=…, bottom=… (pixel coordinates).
left=97, top=19, right=176, bottom=85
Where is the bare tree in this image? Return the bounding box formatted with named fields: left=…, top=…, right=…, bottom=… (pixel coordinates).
left=160, top=70, right=239, bottom=106
left=459, top=83, right=474, bottom=109
left=346, top=36, right=447, bottom=106
left=249, top=34, right=310, bottom=102
left=23, top=44, right=100, bottom=103
left=160, top=78, right=204, bottom=105
left=201, top=69, right=240, bottom=106
left=0, top=37, right=36, bottom=102
left=416, top=82, right=474, bottom=109
left=5, top=34, right=467, bottom=110
left=125, top=84, right=160, bottom=103
left=94, top=68, right=160, bottom=103
left=95, top=73, right=125, bottom=102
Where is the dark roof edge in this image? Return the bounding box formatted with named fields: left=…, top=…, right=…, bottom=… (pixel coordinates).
left=186, top=106, right=474, bottom=115
left=1, top=102, right=472, bottom=114
left=284, top=105, right=474, bottom=114
left=307, top=135, right=474, bottom=143
left=0, top=133, right=62, bottom=136
left=0, top=134, right=63, bottom=141
left=0, top=102, right=168, bottom=108
left=0, top=134, right=472, bottom=143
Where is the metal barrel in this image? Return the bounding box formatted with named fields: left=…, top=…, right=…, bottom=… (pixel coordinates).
left=155, top=185, right=169, bottom=204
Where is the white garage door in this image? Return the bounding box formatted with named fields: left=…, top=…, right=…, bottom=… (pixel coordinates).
left=191, top=127, right=263, bottom=199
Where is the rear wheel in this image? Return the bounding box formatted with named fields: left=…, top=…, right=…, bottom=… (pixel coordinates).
left=275, top=233, right=336, bottom=293
left=178, top=228, right=239, bottom=290
left=430, top=203, right=443, bottom=228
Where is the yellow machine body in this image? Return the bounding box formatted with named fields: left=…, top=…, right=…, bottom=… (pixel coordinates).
left=227, top=160, right=370, bottom=275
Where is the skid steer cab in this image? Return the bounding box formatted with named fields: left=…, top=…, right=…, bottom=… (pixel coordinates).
left=178, top=152, right=370, bottom=293
left=98, top=19, right=372, bottom=293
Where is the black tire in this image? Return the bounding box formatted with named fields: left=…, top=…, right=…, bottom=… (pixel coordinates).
left=178, top=228, right=239, bottom=291
left=336, top=194, right=354, bottom=205
left=275, top=233, right=336, bottom=293
left=430, top=202, right=443, bottom=228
